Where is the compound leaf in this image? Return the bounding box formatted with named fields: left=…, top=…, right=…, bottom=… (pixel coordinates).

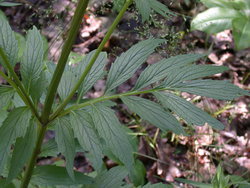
left=7, top=120, right=37, bottom=182
left=0, top=16, right=18, bottom=67
left=0, top=107, right=31, bottom=174
left=21, top=26, right=44, bottom=96
left=191, top=7, right=241, bottom=34
left=90, top=104, right=134, bottom=170
left=154, top=92, right=224, bottom=130
left=162, top=65, right=228, bottom=87
left=105, top=39, right=164, bottom=93
left=172, top=79, right=250, bottom=100
left=70, top=110, right=103, bottom=170
left=134, top=54, right=206, bottom=90
left=121, top=96, right=186, bottom=135
left=55, top=117, right=75, bottom=180
left=31, top=165, right=94, bottom=186
left=94, top=166, right=128, bottom=188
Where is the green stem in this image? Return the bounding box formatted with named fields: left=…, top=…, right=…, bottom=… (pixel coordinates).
left=0, top=48, right=40, bottom=120
left=41, top=0, right=90, bottom=124
left=50, top=0, right=133, bottom=120
left=20, top=124, right=47, bottom=188
left=50, top=87, right=167, bottom=121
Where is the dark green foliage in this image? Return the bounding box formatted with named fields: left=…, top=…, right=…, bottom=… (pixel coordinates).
left=0, top=0, right=249, bottom=187
left=192, top=0, right=250, bottom=50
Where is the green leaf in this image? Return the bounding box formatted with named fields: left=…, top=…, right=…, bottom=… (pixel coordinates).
left=76, top=50, right=107, bottom=98
left=94, top=166, right=128, bottom=188
left=70, top=110, right=103, bottom=170
left=162, top=65, right=228, bottom=87
left=0, top=107, right=31, bottom=174
left=230, top=175, right=250, bottom=187
left=58, top=71, right=78, bottom=100
left=21, top=26, right=44, bottom=95
left=148, top=0, right=174, bottom=18
left=30, top=71, right=49, bottom=102
left=0, top=110, right=8, bottom=127
left=172, top=79, right=250, bottom=100
left=0, top=16, right=18, bottom=67
left=176, top=178, right=212, bottom=188
left=135, top=0, right=173, bottom=22
left=55, top=117, right=76, bottom=180
left=40, top=139, right=58, bottom=158
left=134, top=54, right=207, bottom=90
left=142, top=182, right=172, bottom=188
left=0, top=2, right=21, bottom=7
left=90, top=104, right=134, bottom=169
left=244, top=0, right=250, bottom=10
left=13, top=92, right=25, bottom=107
left=31, top=165, right=94, bottom=186
left=0, top=10, right=7, bottom=20
left=191, top=7, right=241, bottom=34
left=15, top=32, right=26, bottom=61
left=0, top=86, right=15, bottom=108
left=232, top=16, right=250, bottom=50
left=113, top=0, right=125, bottom=12
left=105, top=39, right=164, bottom=92
left=29, top=71, right=48, bottom=103
left=201, top=0, right=245, bottom=9
left=135, top=0, right=151, bottom=22
left=0, top=179, right=15, bottom=188
left=121, top=96, right=186, bottom=135
left=212, top=165, right=230, bottom=188
left=154, top=92, right=224, bottom=130
left=129, top=160, right=146, bottom=186
left=7, top=120, right=37, bottom=182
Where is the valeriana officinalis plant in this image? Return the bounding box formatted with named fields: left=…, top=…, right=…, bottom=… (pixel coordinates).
left=0, top=0, right=249, bottom=187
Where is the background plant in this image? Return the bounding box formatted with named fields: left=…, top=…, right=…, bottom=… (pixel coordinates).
left=191, top=0, right=250, bottom=50
left=176, top=164, right=250, bottom=188
left=0, top=0, right=21, bottom=7
left=0, top=0, right=249, bottom=187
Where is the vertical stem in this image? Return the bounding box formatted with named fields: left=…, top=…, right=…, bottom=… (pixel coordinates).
left=41, top=0, right=89, bottom=124
left=50, top=0, right=133, bottom=120
left=20, top=124, right=47, bottom=188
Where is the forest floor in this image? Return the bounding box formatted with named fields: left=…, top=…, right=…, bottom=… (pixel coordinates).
left=1, top=0, right=250, bottom=186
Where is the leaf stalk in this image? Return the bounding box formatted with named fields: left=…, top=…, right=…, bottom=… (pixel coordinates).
left=51, top=87, right=167, bottom=121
